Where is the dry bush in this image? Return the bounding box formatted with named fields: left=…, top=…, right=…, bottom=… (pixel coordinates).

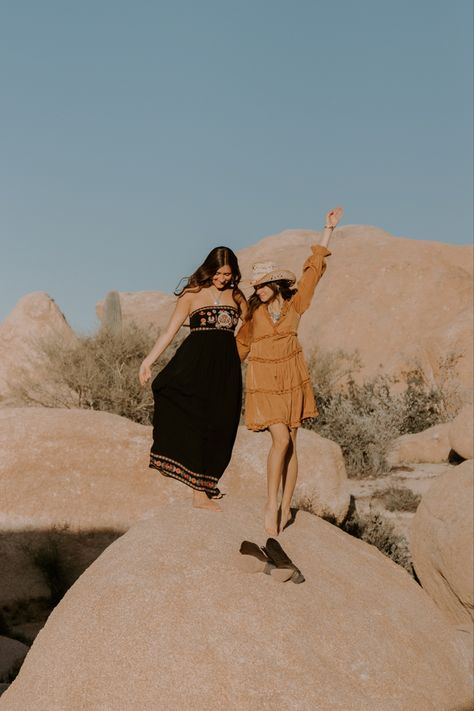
left=373, top=486, right=421, bottom=513
left=292, top=497, right=413, bottom=573
left=307, top=348, right=461, bottom=478
left=10, top=324, right=179, bottom=425
left=342, top=510, right=413, bottom=573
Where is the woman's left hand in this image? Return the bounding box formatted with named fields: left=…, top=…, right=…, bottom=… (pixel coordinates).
left=325, top=206, right=344, bottom=228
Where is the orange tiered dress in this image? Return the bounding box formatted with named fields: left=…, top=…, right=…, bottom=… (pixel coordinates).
left=236, top=244, right=331, bottom=431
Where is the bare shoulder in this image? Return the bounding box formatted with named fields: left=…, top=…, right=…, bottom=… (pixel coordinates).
left=175, top=290, right=195, bottom=312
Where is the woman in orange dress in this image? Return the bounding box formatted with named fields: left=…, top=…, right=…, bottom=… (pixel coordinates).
left=237, top=208, right=343, bottom=535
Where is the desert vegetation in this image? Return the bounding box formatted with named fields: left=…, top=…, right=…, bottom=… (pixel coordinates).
left=11, top=323, right=461, bottom=477
left=372, top=486, right=421, bottom=513
left=292, top=490, right=413, bottom=573
left=306, top=348, right=461, bottom=478
left=10, top=323, right=180, bottom=425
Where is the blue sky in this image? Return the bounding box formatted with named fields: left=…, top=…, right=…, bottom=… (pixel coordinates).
left=1, top=0, right=472, bottom=332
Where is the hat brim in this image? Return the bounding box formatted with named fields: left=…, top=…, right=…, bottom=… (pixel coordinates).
left=250, top=269, right=297, bottom=287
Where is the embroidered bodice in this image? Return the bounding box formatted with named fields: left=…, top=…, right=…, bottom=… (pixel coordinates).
left=189, top=305, right=240, bottom=332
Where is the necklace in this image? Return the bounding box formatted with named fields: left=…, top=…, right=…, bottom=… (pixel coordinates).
left=212, top=287, right=222, bottom=305
left=268, top=297, right=282, bottom=323
left=268, top=306, right=281, bottom=322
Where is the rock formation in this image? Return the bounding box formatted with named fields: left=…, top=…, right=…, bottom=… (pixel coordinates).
left=96, top=226, right=473, bottom=392
left=0, top=408, right=348, bottom=531
left=386, top=423, right=451, bottom=467
left=96, top=289, right=175, bottom=333
left=0, top=292, right=76, bottom=403
left=411, top=459, right=474, bottom=626
left=448, top=404, right=473, bottom=460
left=1, top=500, right=471, bottom=711
left=0, top=407, right=349, bottom=610
left=227, top=427, right=349, bottom=523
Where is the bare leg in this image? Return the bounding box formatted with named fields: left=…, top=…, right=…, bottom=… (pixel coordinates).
left=192, top=490, right=222, bottom=511
left=266, top=424, right=291, bottom=535
left=280, top=428, right=298, bottom=531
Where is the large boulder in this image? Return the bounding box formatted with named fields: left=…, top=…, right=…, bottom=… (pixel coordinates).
left=239, top=226, right=473, bottom=389
left=411, top=459, right=474, bottom=626
left=0, top=408, right=347, bottom=530
left=0, top=408, right=348, bottom=607
left=0, top=408, right=157, bottom=531
left=386, top=423, right=451, bottom=467
left=0, top=293, right=76, bottom=403
left=1, top=499, right=471, bottom=711
left=96, top=289, right=175, bottom=332
left=108, top=227, right=473, bottom=390
left=449, top=404, right=473, bottom=460
left=226, top=427, right=350, bottom=523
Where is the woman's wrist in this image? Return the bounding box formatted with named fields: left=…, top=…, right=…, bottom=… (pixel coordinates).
left=324, top=224, right=335, bottom=230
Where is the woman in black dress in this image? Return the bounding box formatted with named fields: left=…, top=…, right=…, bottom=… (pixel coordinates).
left=139, top=247, right=245, bottom=511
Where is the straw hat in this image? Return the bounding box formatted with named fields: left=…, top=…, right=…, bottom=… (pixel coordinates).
left=250, top=261, right=296, bottom=287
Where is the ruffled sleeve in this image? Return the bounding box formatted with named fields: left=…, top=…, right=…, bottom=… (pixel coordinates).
left=292, top=244, right=331, bottom=315
left=236, top=320, right=253, bottom=361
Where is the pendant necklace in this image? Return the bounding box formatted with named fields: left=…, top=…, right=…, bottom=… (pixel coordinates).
left=268, top=305, right=281, bottom=322
left=212, top=287, right=222, bottom=305
left=268, top=297, right=282, bottom=323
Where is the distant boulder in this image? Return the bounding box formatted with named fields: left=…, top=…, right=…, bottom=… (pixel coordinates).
left=448, top=404, right=473, bottom=460
left=95, top=228, right=473, bottom=391
left=0, top=408, right=348, bottom=530
left=412, top=459, right=474, bottom=626
left=386, top=423, right=451, bottom=467
left=96, top=289, right=175, bottom=333
left=0, top=292, right=76, bottom=403
left=238, top=226, right=473, bottom=389
left=226, top=426, right=350, bottom=524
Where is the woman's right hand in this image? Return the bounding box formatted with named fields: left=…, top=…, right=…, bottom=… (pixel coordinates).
left=139, top=358, right=153, bottom=386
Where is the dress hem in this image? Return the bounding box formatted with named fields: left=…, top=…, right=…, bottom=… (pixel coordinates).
left=149, top=453, right=222, bottom=498
left=245, top=411, right=317, bottom=432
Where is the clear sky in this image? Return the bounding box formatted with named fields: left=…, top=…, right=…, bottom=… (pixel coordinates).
left=1, top=0, right=472, bottom=332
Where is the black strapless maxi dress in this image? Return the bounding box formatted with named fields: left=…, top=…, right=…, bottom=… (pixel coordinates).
left=149, top=305, right=242, bottom=498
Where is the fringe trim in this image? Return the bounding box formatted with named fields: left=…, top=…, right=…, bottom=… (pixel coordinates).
left=245, top=412, right=318, bottom=432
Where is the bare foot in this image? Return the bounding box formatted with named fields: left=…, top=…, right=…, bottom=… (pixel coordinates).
left=192, top=490, right=222, bottom=511
left=264, top=503, right=278, bottom=536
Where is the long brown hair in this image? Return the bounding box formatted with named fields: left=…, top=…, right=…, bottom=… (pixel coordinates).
left=246, top=280, right=297, bottom=321
left=175, top=246, right=245, bottom=308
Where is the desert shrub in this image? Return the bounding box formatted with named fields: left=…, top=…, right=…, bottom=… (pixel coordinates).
left=306, top=348, right=461, bottom=478
left=373, top=486, right=421, bottom=513
left=10, top=324, right=180, bottom=424
left=341, top=511, right=413, bottom=573
left=292, top=497, right=413, bottom=573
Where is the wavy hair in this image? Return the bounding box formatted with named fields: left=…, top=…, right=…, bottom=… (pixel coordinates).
left=175, top=246, right=245, bottom=308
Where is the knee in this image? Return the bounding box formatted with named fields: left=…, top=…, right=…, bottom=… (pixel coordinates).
left=272, top=432, right=291, bottom=453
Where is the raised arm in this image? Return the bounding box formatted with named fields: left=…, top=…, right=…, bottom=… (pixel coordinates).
left=139, top=293, right=192, bottom=385
left=293, top=207, right=343, bottom=314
